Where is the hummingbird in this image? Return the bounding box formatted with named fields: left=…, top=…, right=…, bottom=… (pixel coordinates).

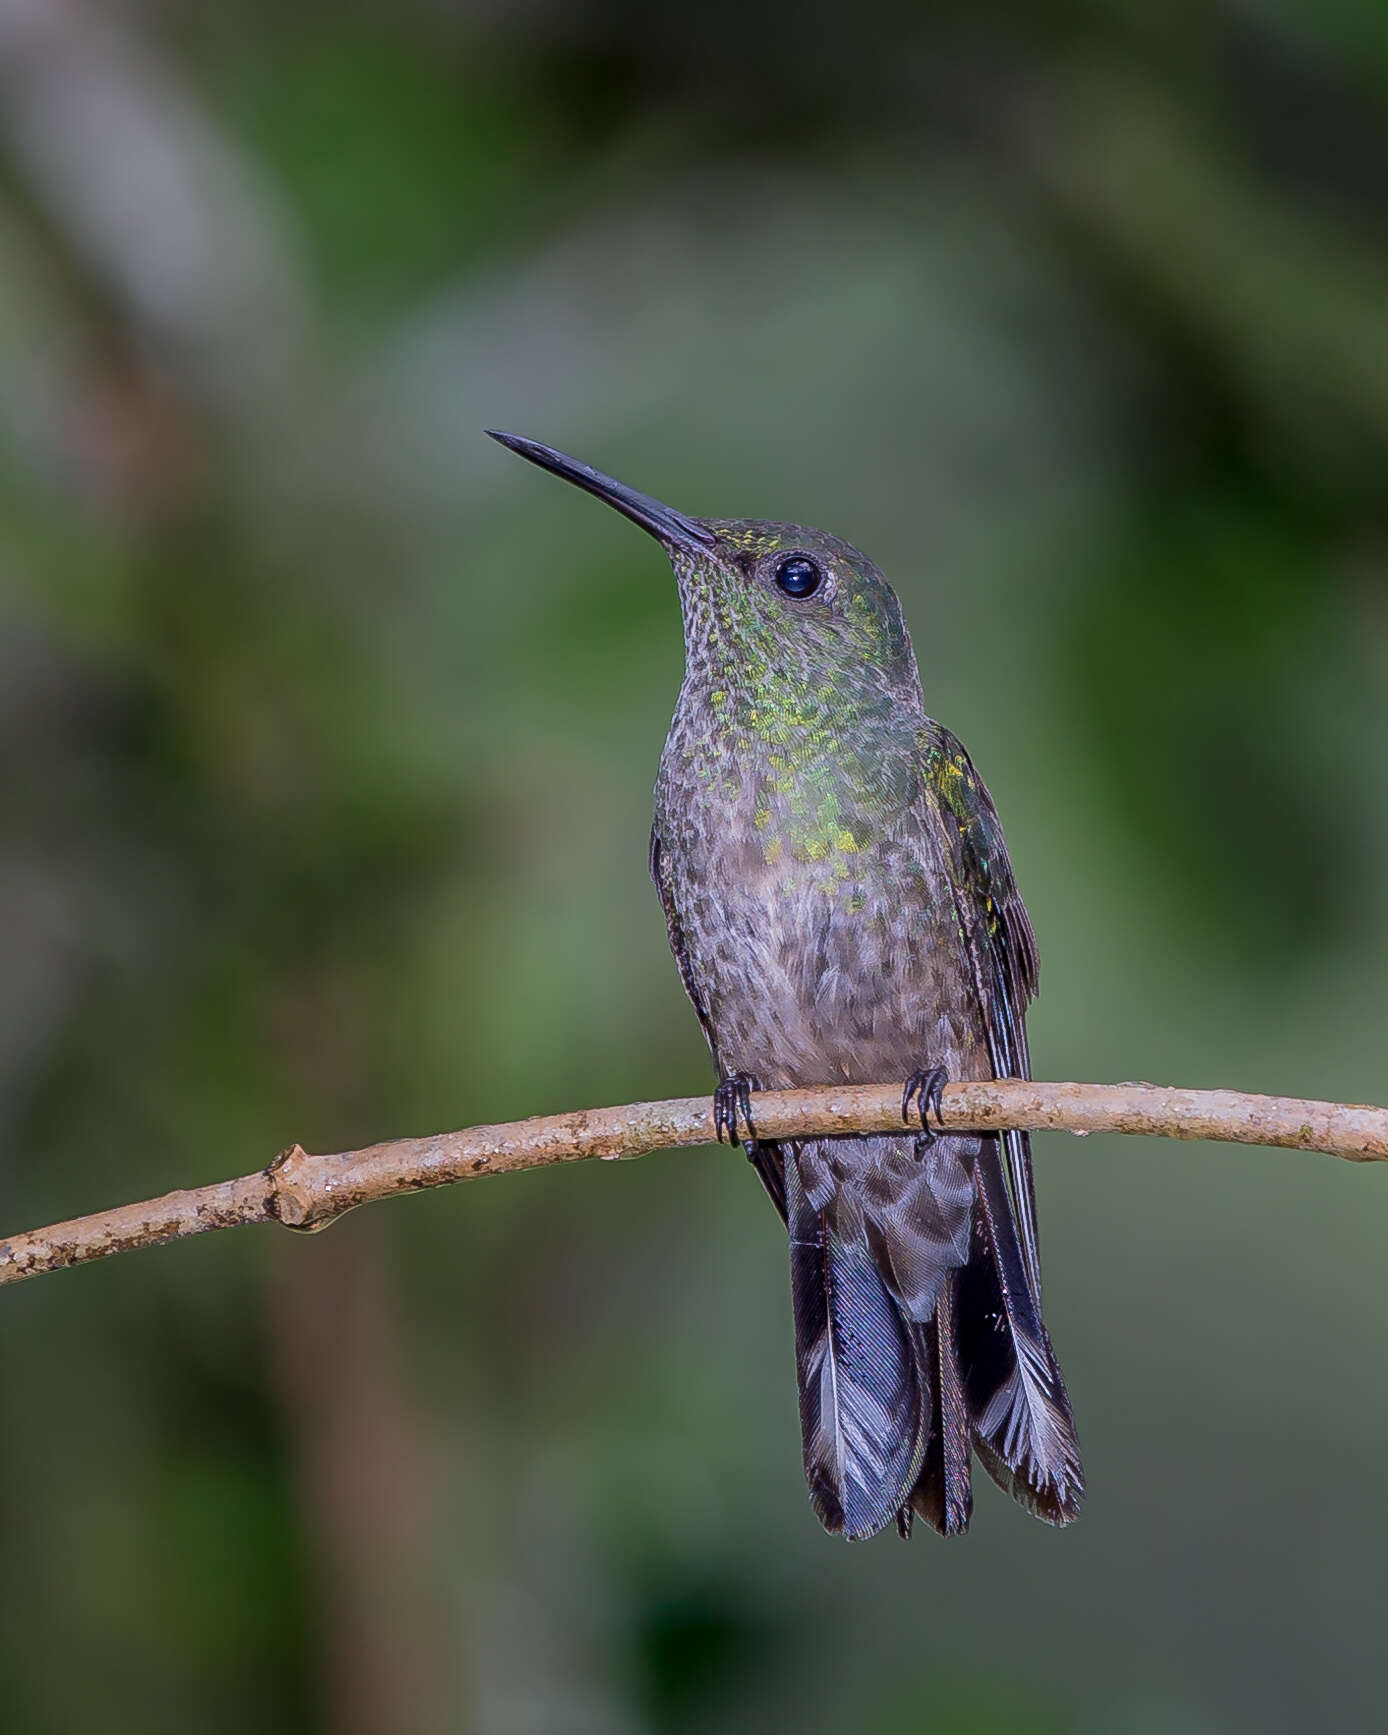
left=488, top=430, right=1083, bottom=1540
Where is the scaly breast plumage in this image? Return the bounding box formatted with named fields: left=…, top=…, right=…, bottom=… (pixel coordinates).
left=669, top=829, right=977, bottom=1087
left=655, top=710, right=984, bottom=1086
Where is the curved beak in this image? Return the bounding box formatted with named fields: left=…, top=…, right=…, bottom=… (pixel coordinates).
left=486, top=430, right=715, bottom=555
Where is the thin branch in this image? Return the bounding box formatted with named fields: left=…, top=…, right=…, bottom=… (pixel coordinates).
left=2, top=1080, right=1384, bottom=1290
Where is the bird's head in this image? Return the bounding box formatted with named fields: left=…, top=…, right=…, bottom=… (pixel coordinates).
left=487, top=432, right=922, bottom=709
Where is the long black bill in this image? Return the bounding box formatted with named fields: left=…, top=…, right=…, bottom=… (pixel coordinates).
left=486, top=430, right=715, bottom=554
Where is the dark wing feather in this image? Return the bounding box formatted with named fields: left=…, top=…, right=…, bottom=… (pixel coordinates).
left=918, top=727, right=1042, bottom=1291
left=918, top=726, right=1083, bottom=1522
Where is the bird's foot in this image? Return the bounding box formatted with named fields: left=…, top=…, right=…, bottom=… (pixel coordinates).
left=902, top=1065, right=950, bottom=1148
left=714, top=1073, right=761, bottom=1145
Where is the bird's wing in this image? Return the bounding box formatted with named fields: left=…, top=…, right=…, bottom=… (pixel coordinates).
left=916, top=723, right=1043, bottom=1297
left=915, top=726, right=1081, bottom=1523
left=650, top=826, right=786, bottom=1221
left=649, top=826, right=718, bottom=1055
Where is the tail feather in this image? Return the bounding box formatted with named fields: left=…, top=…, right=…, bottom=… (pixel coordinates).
left=786, top=1150, right=925, bottom=1541
left=960, top=1136, right=1084, bottom=1524
left=784, top=1129, right=1081, bottom=1540
left=863, top=1136, right=974, bottom=1324
left=907, top=1272, right=973, bottom=1536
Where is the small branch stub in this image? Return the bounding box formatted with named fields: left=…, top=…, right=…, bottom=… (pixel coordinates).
left=0, top=1079, right=1383, bottom=1290
left=265, top=1144, right=340, bottom=1233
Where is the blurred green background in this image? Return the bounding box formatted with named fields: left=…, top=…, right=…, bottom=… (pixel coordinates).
left=2, top=2, right=1387, bottom=1731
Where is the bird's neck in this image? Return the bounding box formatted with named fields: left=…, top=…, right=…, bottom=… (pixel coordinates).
left=680, top=595, right=910, bottom=732
left=666, top=646, right=920, bottom=874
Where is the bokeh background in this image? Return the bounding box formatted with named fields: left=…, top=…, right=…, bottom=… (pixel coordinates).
left=2, top=2, right=1387, bottom=1730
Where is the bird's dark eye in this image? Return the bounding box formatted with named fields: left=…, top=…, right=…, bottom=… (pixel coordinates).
left=775, top=555, right=822, bottom=598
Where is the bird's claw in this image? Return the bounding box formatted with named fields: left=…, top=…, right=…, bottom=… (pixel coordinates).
left=714, top=1073, right=761, bottom=1145
left=903, top=1065, right=949, bottom=1148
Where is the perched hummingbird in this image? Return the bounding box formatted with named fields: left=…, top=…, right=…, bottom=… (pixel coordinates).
left=488, top=431, right=1083, bottom=1540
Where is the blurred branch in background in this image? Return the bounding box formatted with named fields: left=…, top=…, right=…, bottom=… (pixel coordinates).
left=1, top=1079, right=1384, bottom=1288
left=268, top=1218, right=459, bottom=1735
left=0, top=0, right=309, bottom=425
